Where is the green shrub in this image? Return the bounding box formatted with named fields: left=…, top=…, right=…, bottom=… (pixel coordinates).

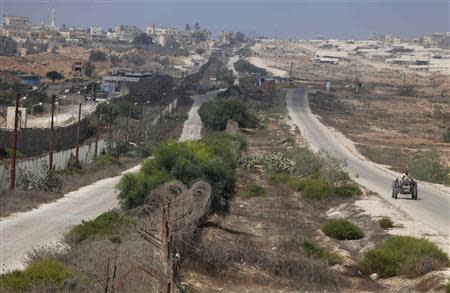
left=302, top=240, right=344, bottom=265
left=295, top=147, right=322, bottom=176
left=242, top=183, right=266, bottom=197
left=89, top=50, right=107, bottom=61
left=66, top=210, right=131, bottom=244
left=443, top=128, right=450, bottom=143
left=16, top=163, right=62, bottom=193
left=0, top=259, right=74, bottom=292
left=407, top=150, right=450, bottom=184
left=322, top=219, right=365, bottom=240
left=198, top=98, right=258, bottom=130
left=301, top=178, right=334, bottom=200
left=359, top=236, right=450, bottom=278
left=379, top=217, right=394, bottom=229
left=92, top=154, right=120, bottom=168
left=117, top=170, right=171, bottom=210
left=117, top=135, right=238, bottom=214
left=268, top=173, right=303, bottom=191
left=334, top=184, right=362, bottom=198
left=233, top=59, right=267, bottom=75
left=444, top=279, right=450, bottom=293
left=240, top=152, right=295, bottom=174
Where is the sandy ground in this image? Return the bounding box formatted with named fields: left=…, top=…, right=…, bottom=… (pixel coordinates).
left=26, top=100, right=97, bottom=128
left=247, top=56, right=288, bottom=77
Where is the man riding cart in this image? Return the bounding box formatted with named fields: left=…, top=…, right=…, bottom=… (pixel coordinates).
left=392, top=171, right=418, bottom=200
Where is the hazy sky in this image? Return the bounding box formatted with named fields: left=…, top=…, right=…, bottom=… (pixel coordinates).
left=2, top=0, right=449, bottom=39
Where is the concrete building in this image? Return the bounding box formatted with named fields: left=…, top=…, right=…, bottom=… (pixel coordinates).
left=18, top=74, right=40, bottom=86
left=102, top=69, right=152, bottom=93
left=2, top=16, right=31, bottom=37
left=90, top=26, right=103, bottom=37
left=114, top=25, right=141, bottom=42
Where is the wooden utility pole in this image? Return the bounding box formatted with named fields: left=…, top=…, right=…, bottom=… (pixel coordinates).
left=8, top=94, right=21, bottom=191
left=124, top=109, right=130, bottom=144
left=109, top=108, right=113, bottom=139
left=162, top=202, right=174, bottom=293
left=75, top=102, right=82, bottom=162
left=138, top=102, right=143, bottom=145
left=289, top=62, right=293, bottom=80
left=94, top=106, right=100, bottom=158
left=49, top=95, right=56, bottom=174
left=160, top=94, right=165, bottom=124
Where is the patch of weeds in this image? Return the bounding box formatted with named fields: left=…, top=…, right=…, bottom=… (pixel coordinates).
left=302, top=240, right=344, bottom=266
left=65, top=210, right=131, bottom=244
left=444, top=279, right=450, bottom=293
left=240, top=152, right=295, bottom=174
left=233, top=134, right=248, bottom=150
left=242, top=183, right=266, bottom=198
left=301, top=178, right=334, bottom=200
left=16, top=163, right=62, bottom=193
left=359, top=236, right=450, bottom=278
left=322, top=219, right=365, bottom=240
left=268, top=173, right=303, bottom=191
left=0, top=259, right=74, bottom=292
left=334, top=184, right=362, bottom=198
left=92, top=154, right=120, bottom=168
left=281, top=137, right=295, bottom=145
left=379, top=217, right=394, bottom=229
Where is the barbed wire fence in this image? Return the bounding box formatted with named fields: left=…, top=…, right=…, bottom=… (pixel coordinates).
left=109, top=179, right=212, bottom=293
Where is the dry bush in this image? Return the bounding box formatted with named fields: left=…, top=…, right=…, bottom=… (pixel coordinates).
left=0, top=191, right=61, bottom=217
left=180, top=232, right=341, bottom=291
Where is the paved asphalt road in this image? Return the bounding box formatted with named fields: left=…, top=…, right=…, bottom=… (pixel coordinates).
left=0, top=92, right=217, bottom=272
left=287, top=88, right=449, bottom=239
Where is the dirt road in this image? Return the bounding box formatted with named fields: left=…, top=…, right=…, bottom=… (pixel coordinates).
left=179, top=90, right=223, bottom=142
left=287, top=88, right=449, bottom=245
left=0, top=92, right=215, bottom=272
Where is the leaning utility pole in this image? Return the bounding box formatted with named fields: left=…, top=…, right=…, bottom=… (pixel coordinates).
left=75, top=102, right=82, bottom=162
left=49, top=95, right=56, bottom=174
left=8, top=94, right=21, bottom=191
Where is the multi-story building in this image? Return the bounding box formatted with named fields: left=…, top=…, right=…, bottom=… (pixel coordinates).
left=2, top=16, right=31, bottom=37
left=114, top=25, right=141, bottom=42
left=90, top=26, right=103, bottom=38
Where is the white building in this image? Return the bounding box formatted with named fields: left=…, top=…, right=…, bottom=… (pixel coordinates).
left=90, top=26, right=103, bottom=37
left=2, top=16, right=31, bottom=37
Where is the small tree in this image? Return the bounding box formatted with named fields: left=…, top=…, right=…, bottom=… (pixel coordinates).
left=110, top=54, right=121, bottom=66
left=89, top=50, right=107, bottom=61
left=46, top=71, right=64, bottom=84
left=442, top=128, right=450, bottom=143
left=0, top=36, right=18, bottom=56
left=133, top=33, right=152, bottom=45
left=234, top=32, right=246, bottom=43
left=408, top=150, right=450, bottom=184
left=83, top=61, right=96, bottom=78
left=185, top=24, right=191, bottom=32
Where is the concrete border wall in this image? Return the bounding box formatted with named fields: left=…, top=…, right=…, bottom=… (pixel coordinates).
left=0, top=98, right=178, bottom=191
left=0, top=118, right=90, bottom=156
